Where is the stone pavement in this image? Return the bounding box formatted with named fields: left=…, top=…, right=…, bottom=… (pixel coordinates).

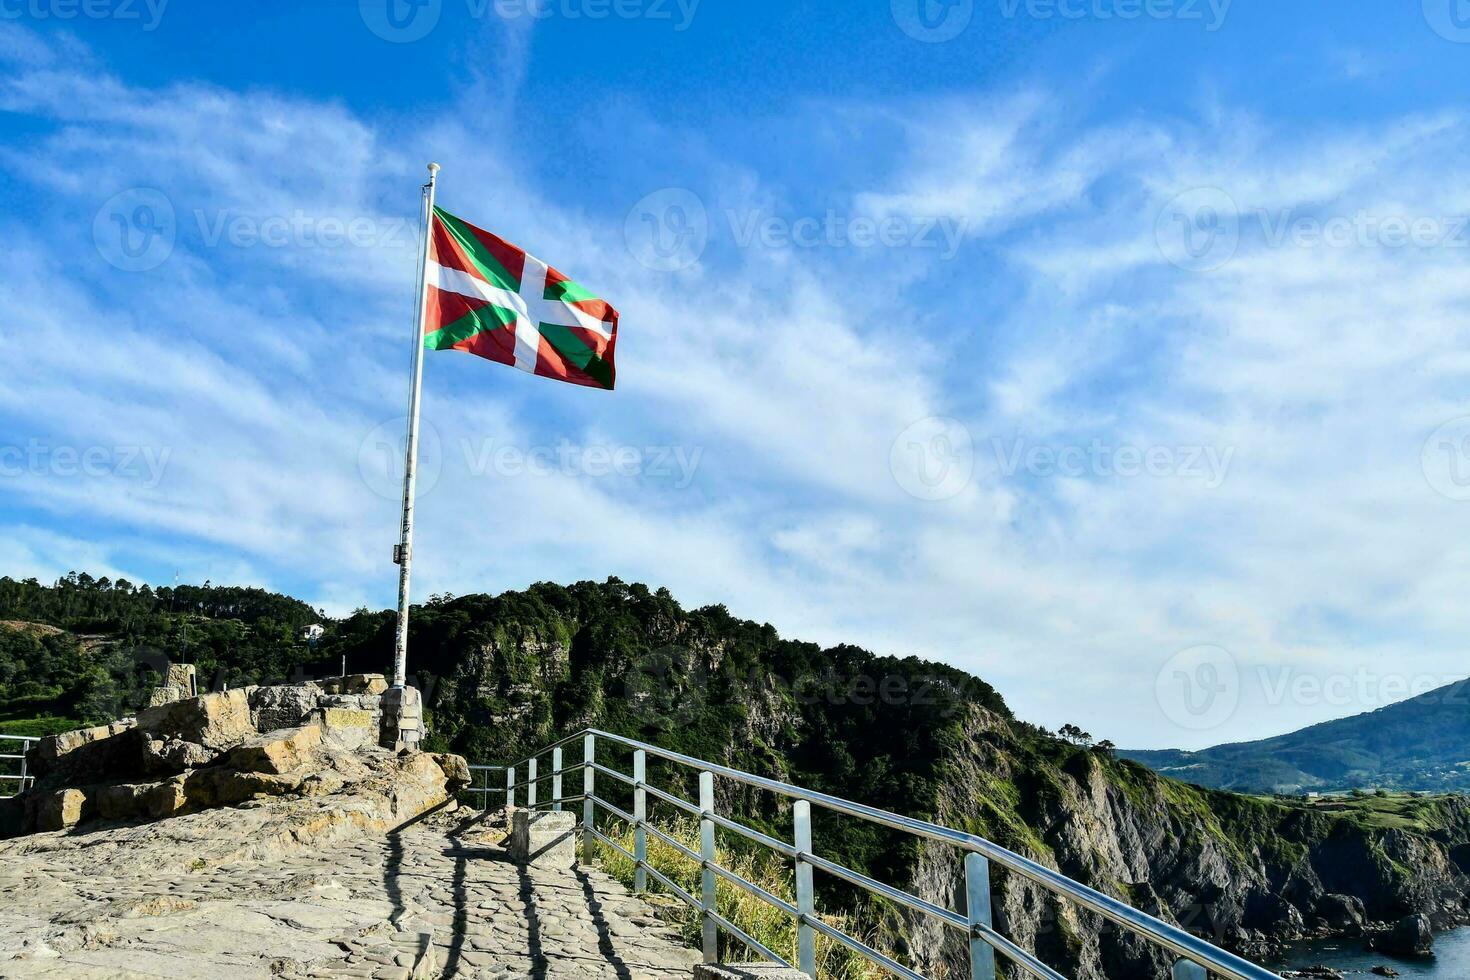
left=0, top=806, right=704, bottom=979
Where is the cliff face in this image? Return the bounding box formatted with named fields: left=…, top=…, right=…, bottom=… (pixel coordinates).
left=908, top=707, right=1470, bottom=978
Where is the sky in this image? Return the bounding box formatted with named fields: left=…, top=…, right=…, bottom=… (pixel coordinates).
left=1, top=0, right=1469, bottom=749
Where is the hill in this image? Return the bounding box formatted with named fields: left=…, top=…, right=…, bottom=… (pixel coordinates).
left=1123, top=677, right=1470, bottom=794
left=5, top=573, right=1470, bottom=977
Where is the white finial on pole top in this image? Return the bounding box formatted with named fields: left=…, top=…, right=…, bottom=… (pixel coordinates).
left=391, top=162, right=441, bottom=690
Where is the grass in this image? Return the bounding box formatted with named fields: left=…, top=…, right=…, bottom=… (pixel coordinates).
left=0, top=715, right=83, bottom=737
left=594, top=817, right=890, bottom=979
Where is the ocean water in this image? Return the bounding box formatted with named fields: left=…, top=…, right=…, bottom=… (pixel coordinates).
left=1276, top=928, right=1470, bottom=976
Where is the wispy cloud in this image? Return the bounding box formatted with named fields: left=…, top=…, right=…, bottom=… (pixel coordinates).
left=2, top=27, right=1468, bottom=750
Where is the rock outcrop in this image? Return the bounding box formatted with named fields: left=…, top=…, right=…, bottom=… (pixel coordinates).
left=906, top=705, right=1470, bottom=979
left=5, top=682, right=466, bottom=838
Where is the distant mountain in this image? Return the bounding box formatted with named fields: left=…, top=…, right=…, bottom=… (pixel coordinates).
left=1123, top=677, right=1470, bottom=794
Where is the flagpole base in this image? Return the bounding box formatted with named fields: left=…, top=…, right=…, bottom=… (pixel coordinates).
left=378, top=685, right=424, bottom=752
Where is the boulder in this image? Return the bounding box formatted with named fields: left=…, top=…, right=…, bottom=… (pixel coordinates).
left=433, top=753, right=471, bottom=792
left=137, top=689, right=254, bottom=751
left=29, top=722, right=140, bottom=787
left=343, top=673, right=389, bottom=696
left=183, top=766, right=309, bottom=809
left=1368, top=913, right=1434, bottom=958
left=321, top=708, right=375, bottom=751
left=141, top=736, right=218, bottom=776
left=1316, top=893, right=1367, bottom=931
left=96, top=779, right=188, bottom=822
left=26, top=787, right=90, bottom=831
left=227, top=726, right=322, bottom=775
left=249, top=683, right=322, bottom=732
left=147, top=686, right=184, bottom=708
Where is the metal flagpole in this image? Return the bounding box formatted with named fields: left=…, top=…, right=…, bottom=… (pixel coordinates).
left=391, top=161, right=440, bottom=690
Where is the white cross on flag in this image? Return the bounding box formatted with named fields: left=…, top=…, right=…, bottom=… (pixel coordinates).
left=423, top=206, right=618, bottom=389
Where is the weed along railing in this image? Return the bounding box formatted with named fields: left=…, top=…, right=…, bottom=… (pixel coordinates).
left=0, top=735, right=37, bottom=799
left=488, top=729, right=1279, bottom=980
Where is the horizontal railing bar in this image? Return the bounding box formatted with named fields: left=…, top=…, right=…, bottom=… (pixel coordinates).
left=0, top=754, right=27, bottom=760
left=707, top=907, right=793, bottom=968
left=803, top=851, right=967, bottom=932
left=507, top=731, right=592, bottom=769
left=642, top=821, right=704, bottom=865
left=708, top=860, right=800, bottom=918
left=576, top=729, right=1274, bottom=980
left=635, top=778, right=799, bottom=858
left=589, top=761, right=634, bottom=786
left=590, top=794, right=636, bottom=826
left=641, top=856, right=702, bottom=912
left=587, top=825, right=637, bottom=864
left=640, top=781, right=702, bottom=817
left=526, top=794, right=588, bottom=807
left=711, top=812, right=798, bottom=858
left=802, top=914, right=925, bottom=980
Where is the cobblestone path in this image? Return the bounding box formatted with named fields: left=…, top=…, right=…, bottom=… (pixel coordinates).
left=0, top=807, right=703, bottom=979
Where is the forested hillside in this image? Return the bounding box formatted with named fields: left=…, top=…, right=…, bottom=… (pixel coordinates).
left=0, top=573, right=325, bottom=735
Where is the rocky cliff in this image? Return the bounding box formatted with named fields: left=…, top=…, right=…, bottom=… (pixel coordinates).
left=907, top=706, right=1470, bottom=978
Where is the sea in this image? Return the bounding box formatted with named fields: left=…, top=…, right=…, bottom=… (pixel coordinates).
left=1276, top=928, right=1470, bottom=977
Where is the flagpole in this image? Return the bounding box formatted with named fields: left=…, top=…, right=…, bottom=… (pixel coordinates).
left=392, top=161, right=440, bottom=690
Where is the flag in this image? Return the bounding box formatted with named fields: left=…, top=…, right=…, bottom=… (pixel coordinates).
left=423, top=206, right=618, bottom=390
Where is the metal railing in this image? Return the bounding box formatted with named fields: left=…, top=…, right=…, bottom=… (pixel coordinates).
left=466, top=763, right=507, bottom=808
left=483, top=728, right=1278, bottom=980
left=0, top=735, right=37, bottom=799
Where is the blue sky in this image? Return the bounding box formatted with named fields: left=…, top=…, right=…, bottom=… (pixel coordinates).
left=2, top=1, right=1469, bottom=748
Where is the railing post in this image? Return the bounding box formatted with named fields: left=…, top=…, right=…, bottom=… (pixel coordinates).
left=506, top=765, right=516, bottom=810
left=19, top=740, right=28, bottom=794
left=582, top=734, right=595, bottom=866
left=793, top=800, right=816, bottom=977
left=552, top=747, right=563, bottom=812
left=1173, top=961, right=1207, bottom=980
left=480, top=768, right=490, bottom=811
left=633, top=749, right=647, bottom=893
left=527, top=756, right=538, bottom=809
left=966, top=852, right=997, bottom=980
left=699, top=770, right=718, bottom=963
